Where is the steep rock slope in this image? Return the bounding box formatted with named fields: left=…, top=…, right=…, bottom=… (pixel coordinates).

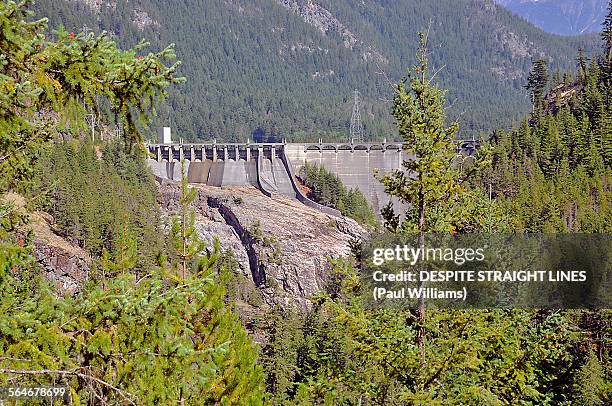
left=157, top=180, right=365, bottom=310
left=6, top=193, right=91, bottom=295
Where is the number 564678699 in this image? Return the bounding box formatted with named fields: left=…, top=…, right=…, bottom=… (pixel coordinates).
left=1, top=386, right=68, bottom=400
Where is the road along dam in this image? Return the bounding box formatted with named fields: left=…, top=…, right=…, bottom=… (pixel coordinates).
left=146, top=140, right=478, bottom=217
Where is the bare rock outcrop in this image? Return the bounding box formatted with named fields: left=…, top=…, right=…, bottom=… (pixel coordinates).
left=158, top=180, right=366, bottom=309
left=29, top=210, right=91, bottom=295
left=275, top=0, right=387, bottom=64
left=68, top=0, right=117, bottom=14
left=34, top=239, right=91, bottom=296
left=69, top=1, right=159, bottom=31
left=5, top=193, right=91, bottom=295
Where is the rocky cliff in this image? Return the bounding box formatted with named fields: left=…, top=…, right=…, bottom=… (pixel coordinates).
left=19, top=177, right=364, bottom=311
left=6, top=193, right=91, bottom=295
left=157, top=180, right=366, bottom=310
left=274, top=0, right=387, bottom=64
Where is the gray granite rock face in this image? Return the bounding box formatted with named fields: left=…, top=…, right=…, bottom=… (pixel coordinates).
left=34, top=237, right=91, bottom=296
left=158, top=180, right=366, bottom=309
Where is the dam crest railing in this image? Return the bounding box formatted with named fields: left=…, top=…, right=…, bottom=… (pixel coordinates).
left=146, top=139, right=478, bottom=162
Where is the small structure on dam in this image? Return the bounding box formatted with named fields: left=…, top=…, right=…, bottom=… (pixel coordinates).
left=147, top=134, right=479, bottom=218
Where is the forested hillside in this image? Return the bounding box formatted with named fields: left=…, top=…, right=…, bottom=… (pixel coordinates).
left=478, top=36, right=611, bottom=232
left=32, top=0, right=597, bottom=141
left=261, top=15, right=611, bottom=403
left=0, top=2, right=264, bottom=402
left=298, top=162, right=377, bottom=226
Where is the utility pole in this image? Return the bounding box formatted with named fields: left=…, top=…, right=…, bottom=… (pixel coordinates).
left=350, top=89, right=363, bottom=143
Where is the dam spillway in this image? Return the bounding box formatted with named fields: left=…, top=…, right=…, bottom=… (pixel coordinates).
left=146, top=141, right=409, bottom=216
left=146, top=140, right=478, bottom=216
left=147, top=142, right=343, bottom=216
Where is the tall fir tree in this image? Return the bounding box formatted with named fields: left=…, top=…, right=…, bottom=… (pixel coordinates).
left=526, top=59, right=549, bottom=114
left=379, top=31, right=497, bottom=355
left=168, top=160, right=213, bottom=280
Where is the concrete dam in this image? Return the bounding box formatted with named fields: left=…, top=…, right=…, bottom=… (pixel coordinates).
left=147, top=140, right=478, bottom=216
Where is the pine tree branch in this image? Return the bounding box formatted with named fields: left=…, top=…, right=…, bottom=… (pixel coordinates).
left=0, top=357, right=32, bottom=362
left=0, top=144, right=27, bottom=162
left=428, top=64, right=446, bottom=84
left=422, top=319, right=470, bottom=390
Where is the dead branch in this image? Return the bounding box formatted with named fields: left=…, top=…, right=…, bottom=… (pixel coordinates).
left=0, top=367, right=136, bottom=405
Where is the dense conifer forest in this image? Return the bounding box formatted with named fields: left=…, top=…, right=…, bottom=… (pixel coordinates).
left=32, top=0, right=599, bottom=141
left=259, top=14, right=611, bottom=404
left=479, top=44, right=611, bottom=233
left=0, top=1, right=610, bottom=404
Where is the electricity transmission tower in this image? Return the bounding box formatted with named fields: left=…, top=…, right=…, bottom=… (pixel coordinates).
left=350, top=89, right=363, bottom=143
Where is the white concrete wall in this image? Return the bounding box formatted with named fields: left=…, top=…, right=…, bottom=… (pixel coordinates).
left=285, top=144, right=410, bottom=215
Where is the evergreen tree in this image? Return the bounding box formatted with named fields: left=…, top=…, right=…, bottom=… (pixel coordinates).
left=379, top=31, right=500, bottom=356
left=170, top=161, right=208, bottom=280
left=31, top=0, right=597, bottom=140
left=0, top=0, right=180, bottom=276
left=573, top=350, right=606, bottom=405
left=26, top=139, right=163, bottom=270
left=602, top=1, right=612, bottom=59
left=380, top=32, right=494, bottom=235
left=262, top=260, right=585, bottom=405
left=577, top=48, right=589, bottom=86
left=526, top=59, right=549, bottom=113
left=0, top=5, right=264, bottom=403
left=299, top=161, right=377, bottom=226
left=0, top=259, right=265, bottom=404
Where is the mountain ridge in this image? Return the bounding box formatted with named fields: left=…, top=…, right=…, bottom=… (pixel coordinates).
left=493, top=0, right=608, bottom=35
left=32, top=0, right=599, bottom=140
